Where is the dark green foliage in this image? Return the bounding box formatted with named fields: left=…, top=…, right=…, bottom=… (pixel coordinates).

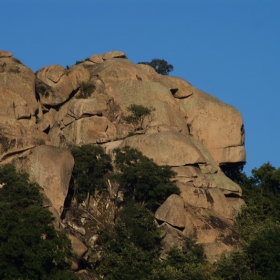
left=116, top=202, right=162, bottom=251
left=0, top=164, right=43, bottom=209
left=245, top=221, right=280, bottom=278
left=77, top=81, right=96, bottom=98
left=214, top=250, right=249, bottom=280
left=215, top=162, right=280, bottom=279
left=0, top=164, right=77, bottom=280
left=138, top=58, right=174, bottom=75
left=99, top=241, right=157, bottom=280
left=163, top=237, right=206, bottom=268
left=97, top=202, right=161, bottom=279
left=123, top=104, right=153, bottom=131
left=97, top=203, right=213, bottom=280
left=251, top=162, right=280, bottom=194
left=71, top=145, right=112, bottom=204
left=221, top=163, right=248, bottom=187
left=68, top=145, right=212, bottom=279
left=114, top=146, right=180, bottom=211
left=153, top=239, right=212, bottom=280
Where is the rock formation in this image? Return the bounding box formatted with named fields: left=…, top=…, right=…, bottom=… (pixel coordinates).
left=0, top=50, right=246, bottom=263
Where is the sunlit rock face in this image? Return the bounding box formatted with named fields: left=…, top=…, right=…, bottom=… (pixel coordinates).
left=0, top=49, right=246, bottom=262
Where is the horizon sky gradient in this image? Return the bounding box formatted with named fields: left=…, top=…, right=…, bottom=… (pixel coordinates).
left=2, top=0, right=280, bottom=175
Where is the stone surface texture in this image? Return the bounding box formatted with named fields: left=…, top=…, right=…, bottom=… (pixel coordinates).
left=0, top=50, right=246, bottom=263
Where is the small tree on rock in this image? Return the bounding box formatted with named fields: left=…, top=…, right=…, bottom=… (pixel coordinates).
left=138, top=58, right=174, bottom=75
left=123, top=104, right=154, bottom=131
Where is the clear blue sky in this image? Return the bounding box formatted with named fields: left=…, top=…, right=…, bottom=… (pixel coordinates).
left=2, top=0, right=280, bottom=175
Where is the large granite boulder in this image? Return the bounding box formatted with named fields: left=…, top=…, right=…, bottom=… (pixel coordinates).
left=66, top=64, right=91, bottom=90
left=0, top=56, right=38, bottom=115
left=12, top=145, right=74, bottom=224
left=120, top=131, right=205, bottom=166
left=155, top=194, right=185, bottom=229
left=178, top=87, right=246, bottom=164
left=89, top=58, right=141, bottom=85
left=36, top=65, right=74, bottom=106
left=62, top=116, right=116, bottom=145
left=67, top=98, right=108, bottom=120
left=156, top=194, right=242, bottom=263
left=177, top=182, right=233, bottom=219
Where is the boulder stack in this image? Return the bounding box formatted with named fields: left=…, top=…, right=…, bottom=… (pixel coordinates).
left=0, top=50, right=246, bottom=262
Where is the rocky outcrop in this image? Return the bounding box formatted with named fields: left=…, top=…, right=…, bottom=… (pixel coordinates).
left=0, top=50, right=246, bottom=263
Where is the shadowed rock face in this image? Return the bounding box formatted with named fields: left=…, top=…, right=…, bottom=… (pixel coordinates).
left=0, top=49, right=246, bottom=262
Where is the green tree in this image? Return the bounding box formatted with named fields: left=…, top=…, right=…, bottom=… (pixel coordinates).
left=0, top=164, right=77, bottom=280
left=71, top=145, right=112, bottom=205
left=138, top=58, right=174, bottom=75
left=215, top=162, right=280, bottom=280
left=114, top=146, right=180, bottom=211
left=245, top=221, right=280, bottom=278
left=251, top=162, right=280, bottom=194
left=151, top=236, right=213, bottom=280
left=214, top=250, right=250, bottom=280
left=123, top=104, right=154, bottom=131
left=97, top=202, right=161, bottom=280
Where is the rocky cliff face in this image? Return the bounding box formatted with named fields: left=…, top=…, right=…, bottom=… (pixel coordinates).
left=0, top=50, right=246, bottom=263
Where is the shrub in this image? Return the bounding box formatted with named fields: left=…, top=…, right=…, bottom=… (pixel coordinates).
left=123, top=104, right=154, bottom=131
left=76, top=81, right=96, bottom=98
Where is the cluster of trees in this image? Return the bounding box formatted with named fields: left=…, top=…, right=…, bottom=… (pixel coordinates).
left=71, top=146, right=280, bottom=279
left=71, top=145, right=213, bottom=279
left=1, top=142, right=280, bottom=279
left=215, top=163, right=280, bottom=279
left=71, top=145, right=180, bottom=212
